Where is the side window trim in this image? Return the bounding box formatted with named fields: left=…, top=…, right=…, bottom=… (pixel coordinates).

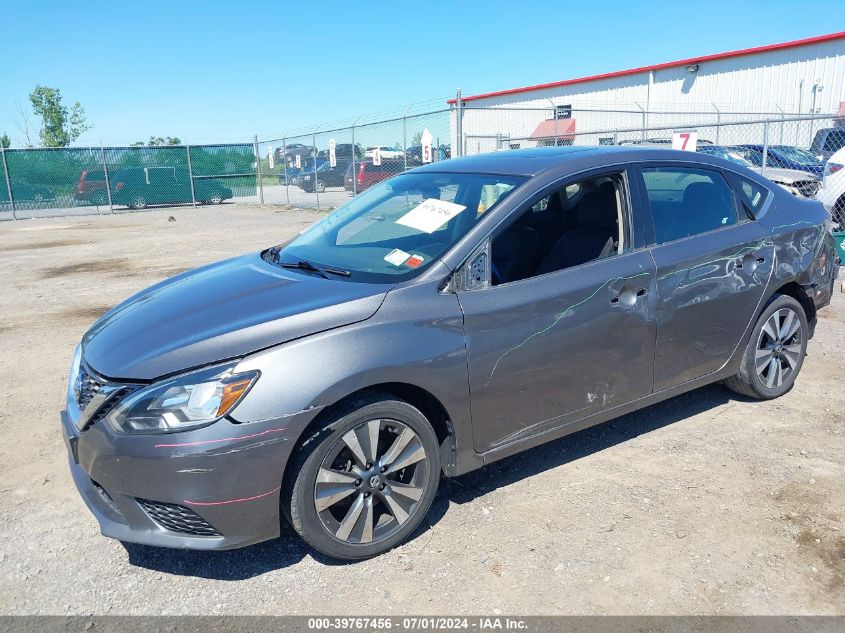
left=633, top=161, right=742, bottom=248
left=459, top=167, right=636, bottom=291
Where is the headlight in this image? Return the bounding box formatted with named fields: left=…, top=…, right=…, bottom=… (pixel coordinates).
left=104, top=364, right=259, bottom=434
left=67, top=344, right=82, bottom=406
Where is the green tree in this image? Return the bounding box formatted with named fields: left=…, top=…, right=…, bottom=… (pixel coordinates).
left=147, top=136, right=182, bottom=146
left=0, top=133, right=9, bottom=149
left=28, top=85, right=91, bottom=147
left=411, top=131, right=423, bottom=146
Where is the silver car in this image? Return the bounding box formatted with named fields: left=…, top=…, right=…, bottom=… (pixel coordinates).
left=62, top=147, right=838, bottom=560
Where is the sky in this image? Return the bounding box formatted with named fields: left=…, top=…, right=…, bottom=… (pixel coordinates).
left=1, top=0, right=843, bottom=147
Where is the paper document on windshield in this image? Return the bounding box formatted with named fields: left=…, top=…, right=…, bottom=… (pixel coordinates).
left=396, top=198, right=467, bottom=234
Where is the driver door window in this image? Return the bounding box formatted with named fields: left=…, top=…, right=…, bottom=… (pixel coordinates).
left=490, top=174, right=626, bottom=285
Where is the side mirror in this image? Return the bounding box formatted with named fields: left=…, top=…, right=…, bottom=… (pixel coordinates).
left=450, top=240, right=491, bottom=292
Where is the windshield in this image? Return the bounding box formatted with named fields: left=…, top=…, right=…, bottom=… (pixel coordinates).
left=274, top=172, right=525, bottom=282
left=772, top=146, right=819, bottom=165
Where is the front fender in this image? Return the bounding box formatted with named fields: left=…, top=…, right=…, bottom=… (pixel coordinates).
left=228, top=271, right=472, bottom=470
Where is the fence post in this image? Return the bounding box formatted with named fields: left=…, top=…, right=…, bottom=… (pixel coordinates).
left=100, top=143, right=114, bottom=214
left=312, top=131, right=320, bottom=211
left=351, top=123, right=357, bottom=195
left=185, top=144, right=198, bottom=208
left=712, top=103, right=721, bottom=145
left=254, top=134, right=264, bottom=205
left=282, top=136, right=290, bottom=205
left=777, top=106, right=785, bottom=145
left=1, top=145, right=15, bottom=220
left=455, top=88, right=463, bottom=157
left=761, top=120, right=770, bottom=177
left=402, top=111, right=408, bottom=172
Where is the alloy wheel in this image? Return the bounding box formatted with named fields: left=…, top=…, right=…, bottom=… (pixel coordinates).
left=755, top=307, right=802, bottom=389
left=313, top=418, right=429, bottom=545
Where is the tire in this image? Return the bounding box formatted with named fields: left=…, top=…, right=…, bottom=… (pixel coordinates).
left=130, top=195, right=147, bottom=210
left=315, top=180, right=326, bottom=193
left=833, top=195, right=845, bottom=229
left=283, top=392, right=440, bottom=560
left=724, top=294, right=808, bottom=399
left=90, top=190, right=108, bottom=206
left=206, top=192, right=224, bottom=205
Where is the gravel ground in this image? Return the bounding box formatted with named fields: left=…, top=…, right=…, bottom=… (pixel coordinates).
left=0, top=204, right=843, bottom=616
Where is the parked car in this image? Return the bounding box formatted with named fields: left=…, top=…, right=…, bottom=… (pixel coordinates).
left=62, top=146, right=838, bottom=560
left=0, top=180, right=55, bottom=204
left=697, top=145, right=820, bottom=198
left=618, top=137, right=714, bottom=146
left=345, top=159, right=404, bottom=192
left=75, top=169, right=110, bottom=205
left=274, top=144, right=317, bottom=163
left=818, top=145, right=845, bottom=227
left=298, top=161, right=350, bottom=193
left=729, top=144, right=825, bottom=178
left=317, top=144, right=363, bottom=162
left=109, top=166, right=232, bottom=209
left=364, top=146, right=404, bottom=160
left=810, top=127, right=845, bottom=162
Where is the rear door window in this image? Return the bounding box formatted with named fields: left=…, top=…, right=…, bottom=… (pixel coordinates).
left=640, top=167, right=737, bottom=244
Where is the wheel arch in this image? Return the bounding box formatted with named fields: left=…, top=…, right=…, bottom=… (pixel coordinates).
left=281, top=382, right=459, bottom=497
left=767, top=281, right=817, bottom=337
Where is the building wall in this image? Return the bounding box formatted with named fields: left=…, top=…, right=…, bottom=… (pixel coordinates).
left=453, top=36, right=845, bottom=154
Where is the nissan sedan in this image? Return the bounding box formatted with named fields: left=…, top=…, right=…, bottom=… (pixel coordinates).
left=62, top=147, right=839, bottom=560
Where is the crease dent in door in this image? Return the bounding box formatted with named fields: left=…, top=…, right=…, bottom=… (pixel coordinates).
left=483, top=268, right=652, bottom=388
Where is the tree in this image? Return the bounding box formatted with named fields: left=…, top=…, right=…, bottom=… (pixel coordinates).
left=28, top=85, right=91, bottom=147
left=146, top=136, right=182, bottom=146
left=411, top=131, right=423, bottom=146
left=0, top=133, right=9, bottom=149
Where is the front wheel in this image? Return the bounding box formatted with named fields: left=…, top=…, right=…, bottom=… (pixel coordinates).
left=284, top=393, right=440, bottom=560
left=206, top=192, right=224, bottom=205
left=130, top=195, right=147, bottom=209
left=725, top=294, right=808, bottom=399
left=315, top=180, right=326, bottom=193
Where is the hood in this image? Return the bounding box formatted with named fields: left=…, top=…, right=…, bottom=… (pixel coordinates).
left=82, top=253, right=390, bottom=380
left=755, top=166, right=820, bottom=185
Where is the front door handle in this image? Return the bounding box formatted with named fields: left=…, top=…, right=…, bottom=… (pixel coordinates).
left=611, top=287, right=648, bottom=305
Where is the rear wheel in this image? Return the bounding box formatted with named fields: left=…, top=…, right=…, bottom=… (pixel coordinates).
left=315, top=180, right=326, bottom=193
left=284, top=393, right=440, bottom=560
left=90, top=190, right=108, bottom=206
left=725, top=294, right=807, bottom=399
left=130, top=195, right=147, bottom=209
left=206, top=192, right=224, bottom=205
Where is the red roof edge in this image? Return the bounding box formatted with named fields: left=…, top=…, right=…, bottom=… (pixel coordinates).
left=448, top=31, right=845, bottom=104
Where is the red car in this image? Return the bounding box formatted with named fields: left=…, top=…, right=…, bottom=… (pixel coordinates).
left=344, top=160, right=404, bottom=192
left=75, top=169, right=109, bottom=206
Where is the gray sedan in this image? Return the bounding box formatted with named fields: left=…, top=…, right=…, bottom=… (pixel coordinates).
left=62, top=147, right=839, bottom=560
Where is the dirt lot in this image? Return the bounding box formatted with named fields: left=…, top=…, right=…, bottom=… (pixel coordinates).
left=0, top=205, right=843, bottom=616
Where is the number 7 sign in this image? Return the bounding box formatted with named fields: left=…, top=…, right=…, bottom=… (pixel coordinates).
left=672, top=131, right=699, bottom=151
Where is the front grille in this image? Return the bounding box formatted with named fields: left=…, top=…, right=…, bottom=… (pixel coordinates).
left=795, top=180, right=820, bottom=198
left=137, top=499, right=222, bottom=536
left=76, top=365, right=104, bottom=411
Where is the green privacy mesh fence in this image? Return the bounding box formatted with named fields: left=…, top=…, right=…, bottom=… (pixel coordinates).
left=0, top=143, right=256, bottom=219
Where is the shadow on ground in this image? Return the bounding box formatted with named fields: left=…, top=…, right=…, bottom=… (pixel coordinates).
left=125, top=383, right=740, bottom=579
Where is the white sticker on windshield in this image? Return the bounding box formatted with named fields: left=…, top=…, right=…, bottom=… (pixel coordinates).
left=384, top=248, right=410, bottom=266
left=396, top=198, right=467, bottom=234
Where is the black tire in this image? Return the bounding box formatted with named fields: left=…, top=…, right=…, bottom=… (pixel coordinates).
left=283, top=392, right=440, bottom=560
left=206, top=191, right=224, bottom=205
left=725, top=294, right=808, bottom=399
left=130, top=195, right=147, bottom=210
left=832, top=195, right=845, bottom=229
left=315, top=180, right=326, bottom=193
left=90, top=190, right=108, bottom=206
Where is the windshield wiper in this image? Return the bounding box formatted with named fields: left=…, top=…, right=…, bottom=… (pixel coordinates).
left=279, top=259, right=351, bottom=278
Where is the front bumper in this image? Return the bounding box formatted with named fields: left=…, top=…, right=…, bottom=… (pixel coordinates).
left=61, top=407, right=317, bottom=550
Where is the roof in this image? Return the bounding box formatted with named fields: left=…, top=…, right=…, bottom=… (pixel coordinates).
left=410, top=146, right=731, bottom=178
left=449, top=31, right=845, bottom=104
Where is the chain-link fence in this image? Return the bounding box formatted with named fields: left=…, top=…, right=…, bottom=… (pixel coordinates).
left=0, top=143, right=256, bottom=221
left=2, top=104, right=843, bottom=221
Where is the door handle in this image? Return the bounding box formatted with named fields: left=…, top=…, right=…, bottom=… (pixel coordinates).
left=611, top=287, right=647, bottom=305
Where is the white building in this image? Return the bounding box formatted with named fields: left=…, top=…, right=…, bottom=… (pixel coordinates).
left=452, top=31, right=845, bottom=154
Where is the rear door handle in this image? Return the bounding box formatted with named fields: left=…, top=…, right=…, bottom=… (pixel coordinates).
left=610, top=287, right=648, bottom=305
